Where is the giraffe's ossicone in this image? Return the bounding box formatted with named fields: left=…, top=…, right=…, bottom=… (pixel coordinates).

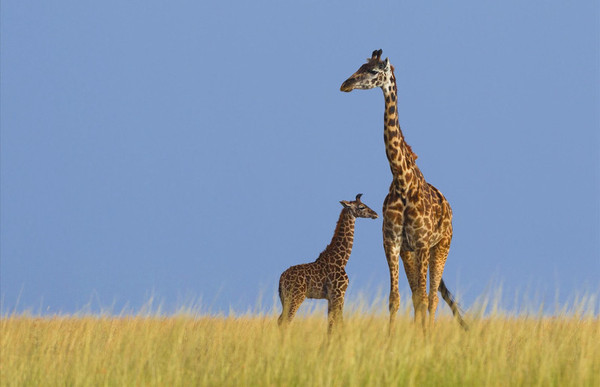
left=341, top=50, right=468, bottom=332
left=278, top=194, right=378, bottom=334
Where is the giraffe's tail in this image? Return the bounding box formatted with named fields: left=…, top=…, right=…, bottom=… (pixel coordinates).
left=439, top=278, right=469, bottom=331
left=277, top=278, right=287, bottom=327
left=278, top=281, right=283, bottom=305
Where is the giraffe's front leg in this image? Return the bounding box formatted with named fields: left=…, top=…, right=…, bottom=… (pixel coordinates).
left=384, top=241, right=401, bottom=323
left=327, top=294, right=345, bottom=334
left=327, top=275, right=348, bottom=334
left=383, top=225, right=402, bottom=331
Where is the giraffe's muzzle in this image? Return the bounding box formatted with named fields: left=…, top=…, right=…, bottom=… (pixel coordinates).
left=340, top=78, right=355, bottom=92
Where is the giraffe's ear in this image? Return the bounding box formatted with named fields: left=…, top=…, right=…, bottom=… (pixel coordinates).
left=383, top=58, right=390, bottom=71
left=340, top=200, right=350, bottom=208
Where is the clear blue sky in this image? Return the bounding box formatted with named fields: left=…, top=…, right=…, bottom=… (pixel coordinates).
left=2, top=1, right=598, bottom=315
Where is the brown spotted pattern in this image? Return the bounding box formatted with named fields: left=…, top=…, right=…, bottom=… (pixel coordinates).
left=341, top=50, right=467, bottom=331
left=278, top=194, right=378, bottom=333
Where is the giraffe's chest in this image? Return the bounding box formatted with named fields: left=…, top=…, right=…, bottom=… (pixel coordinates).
left=402, top=214, right=433, bottom=251
left=306, top=272, right=328, bottom=299
left=385, top=177, right=452, bottom=251
left=306, top=267, right=348, bottom=300
left=402, top=202, right=449, bottom=250
left=384, top=198, right=444, bottom=251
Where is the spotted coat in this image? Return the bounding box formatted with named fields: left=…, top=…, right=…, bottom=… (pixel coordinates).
left=278, top=194, right=378, bottom=333
left=341, top=50, right=467, bottom=331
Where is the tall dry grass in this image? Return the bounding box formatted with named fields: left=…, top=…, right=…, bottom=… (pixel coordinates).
left=1, top=296, right=598, bottom=386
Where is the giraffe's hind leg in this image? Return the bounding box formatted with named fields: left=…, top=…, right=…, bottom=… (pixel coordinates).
left=428, top=237, right=451, bottom=328
left=278, top=277, right=289, bottom=327
left=279, top=294, right=305, bottom=328
left=400, top=250, right=418, bottom=315
left=278, top=295, right=290, bottom=327
left=287, top=295, right=304, bottom=322
left=414, top=248, right=430, bottom=331
left=278, top=273, right=306, bottom=329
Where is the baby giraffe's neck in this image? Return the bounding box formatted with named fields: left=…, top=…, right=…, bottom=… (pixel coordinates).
left=316, top=208, right=356, bottom=267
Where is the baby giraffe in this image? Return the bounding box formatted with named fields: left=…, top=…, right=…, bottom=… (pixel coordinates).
left=278, top=194, right=378, bottom=333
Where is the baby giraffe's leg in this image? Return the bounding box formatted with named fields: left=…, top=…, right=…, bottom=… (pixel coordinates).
left=279, top=298, right=304, bottom=328
left=327, top=295, right=345, bottom=334
left=278, top=296, right=290, bottom=327
left=278, top=267, right=308, bottom=328
left=327, top=277, right=348, bottom=334
left=278, top=276, right=290, bottom=327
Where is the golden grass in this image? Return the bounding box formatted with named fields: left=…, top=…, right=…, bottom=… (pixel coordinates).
left=1, top=300, right=599, bottom=386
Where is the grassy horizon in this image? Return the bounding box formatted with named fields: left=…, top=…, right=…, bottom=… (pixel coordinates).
left=2, top=294, right=599, bottom=386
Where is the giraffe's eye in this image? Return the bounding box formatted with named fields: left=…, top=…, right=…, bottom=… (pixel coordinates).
left=368, top=70, right=378, bottom=75
left=358, top=206, right=365, bottom=210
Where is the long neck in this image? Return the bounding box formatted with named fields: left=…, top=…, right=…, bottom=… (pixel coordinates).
left=381, top=69, right=420, bottom=185
left=317, top=208, right=356, bottom=267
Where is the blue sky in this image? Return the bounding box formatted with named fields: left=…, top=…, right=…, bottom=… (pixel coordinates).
left=1, top=1, right=598, bottom=315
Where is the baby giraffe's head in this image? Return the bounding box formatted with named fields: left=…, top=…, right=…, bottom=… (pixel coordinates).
left=340, top=194, right=378, bottom=219
left=340, top=49, right=393, bottom=92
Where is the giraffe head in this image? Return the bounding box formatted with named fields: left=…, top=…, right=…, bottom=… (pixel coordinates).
left=340, top=49, right=392, bottom=92
left=339, top=194, right=378, bottom=219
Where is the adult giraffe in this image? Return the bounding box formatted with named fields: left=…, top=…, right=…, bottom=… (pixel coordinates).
left=341, top=49, right=467, bottom=331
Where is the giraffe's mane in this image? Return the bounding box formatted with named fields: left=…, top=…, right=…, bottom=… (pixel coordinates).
left=318, top=208, right=352, bottom=259
left=405, top=143, right=418, bottom=161
left=389, top=64, right=418, bottom=162
left=331, top=207, right=351, bottom=243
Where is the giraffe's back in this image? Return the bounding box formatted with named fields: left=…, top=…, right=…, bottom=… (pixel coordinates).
left=279, top=262, right=333, bottom=300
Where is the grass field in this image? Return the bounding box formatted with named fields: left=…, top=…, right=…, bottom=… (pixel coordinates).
left=1, top=297, right=598, bottom=386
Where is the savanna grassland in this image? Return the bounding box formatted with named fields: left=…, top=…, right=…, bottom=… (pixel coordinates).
left=1, top=299, right=599, bottom=386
